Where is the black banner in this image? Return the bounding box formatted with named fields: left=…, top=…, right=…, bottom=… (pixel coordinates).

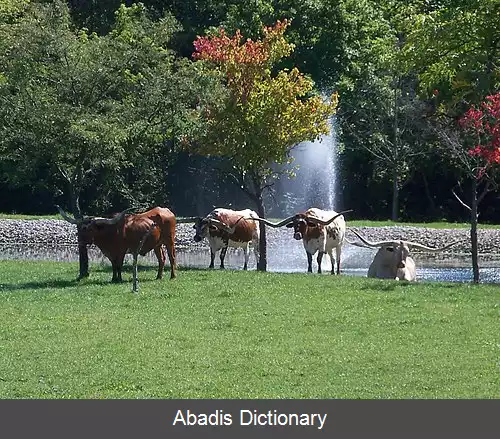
left=0, top=399, right=498, bottom=438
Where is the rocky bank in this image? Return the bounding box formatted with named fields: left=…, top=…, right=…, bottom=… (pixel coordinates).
left=0, top=219, right=499, bottom=257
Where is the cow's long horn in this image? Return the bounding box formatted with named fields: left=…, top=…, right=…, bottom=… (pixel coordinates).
left=348, top=229, right=394, bottom=248
left=350, top=229, right=465, bottom=252
left=92, top=207, right=135, bottom=225
left=206, top=216, right=245, bottom=234
left=56, top=205, right=80, bottom=225
left=344, top=236, right=372, bottom=248
left=307, top=209, right=353, bottom=225
left=405, top=240, right=465, bottom=252
left=248, top=215, right=297, bottom=228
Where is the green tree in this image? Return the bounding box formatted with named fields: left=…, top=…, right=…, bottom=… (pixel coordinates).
left=0, top=1, right=222, bottom=276
left=191, top=20, right=338, bottom=271
left=402, top=0, right=500, bottom=282
left=0, top=1, right=219, bottom=212
left=403, top=0, right=499, bottom=108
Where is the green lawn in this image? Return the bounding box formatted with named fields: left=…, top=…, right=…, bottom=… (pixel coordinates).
left=0, top=260, right=498, bottom=399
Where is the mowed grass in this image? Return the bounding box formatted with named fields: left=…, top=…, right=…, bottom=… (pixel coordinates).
left=0, top=260, right=498, bottom=399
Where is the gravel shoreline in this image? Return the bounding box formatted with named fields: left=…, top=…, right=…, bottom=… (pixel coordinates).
left=0, top=219, right=499, bottom=256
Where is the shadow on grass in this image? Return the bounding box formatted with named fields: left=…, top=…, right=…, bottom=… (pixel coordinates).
left=0, top=262, right=179, bottom=293
left=359, top=278, right=465, bottom=292
left=0, top=277, right=110, bottom=293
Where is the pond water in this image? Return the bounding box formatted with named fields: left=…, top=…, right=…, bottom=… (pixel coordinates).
left=1, top=242, right=499, bottom=284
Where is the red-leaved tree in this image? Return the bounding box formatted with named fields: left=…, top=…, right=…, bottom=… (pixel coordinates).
left=453, top=92, right=500, bottom=282
left=460, top=93, right=500, bottom=167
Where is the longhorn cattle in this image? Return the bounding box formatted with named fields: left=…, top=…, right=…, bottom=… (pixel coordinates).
left=57, top=206, right=176, bottom=283
left=251, top=208, right=351, bottom=274
left=348, top=229, right=462, bottom=281
left=193, top=208, right=259, bottom=270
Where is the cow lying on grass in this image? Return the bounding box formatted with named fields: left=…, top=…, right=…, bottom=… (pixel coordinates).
left=347, top=228, right=463, bottom=281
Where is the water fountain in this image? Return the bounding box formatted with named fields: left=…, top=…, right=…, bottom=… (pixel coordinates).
left=272, top=117, right=338, bottom=216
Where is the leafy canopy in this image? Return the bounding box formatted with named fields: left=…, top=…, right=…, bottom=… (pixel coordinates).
left=460, top=93, right=500, bottom=169
left=402, top=0, right=499, bottom=107
left=192, top=19, right=338, bottom=173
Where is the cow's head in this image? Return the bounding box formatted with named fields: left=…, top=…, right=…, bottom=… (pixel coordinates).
left=382, top=241, right=411, bottom=270
left=193, top=215, right=244, bottom=242
left=57, top=206, right=130, bottom=245
left=285, top=214, right=322, bottom=240
left=192, top=217, right=210, bottom=242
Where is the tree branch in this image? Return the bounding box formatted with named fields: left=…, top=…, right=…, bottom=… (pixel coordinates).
left=452, top=187, right=471, bottom=212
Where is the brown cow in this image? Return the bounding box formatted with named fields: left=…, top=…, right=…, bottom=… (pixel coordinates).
left=193, top=208, right=259, bottom=270
left=57, top=206, right=176, bottom=283
left=250, top=208, right=352, bottom=274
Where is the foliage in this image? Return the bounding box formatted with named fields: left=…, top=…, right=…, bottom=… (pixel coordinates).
left=192, top=19, right=338, bottom=184
left=0, top=0, right=499, bottom=223
left=0, top=0, right=29, bottom=21
left=402, top=0, right=499, bottom=109
left=0, top=1, right=219, bottom=213
left=459, top=93, right=500, bottom=168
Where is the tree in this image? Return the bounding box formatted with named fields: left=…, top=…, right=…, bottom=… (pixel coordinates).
left=0, top=1, right=221, bottom=277
left=402, top=0, right=499, bottom=281
left=334, top=0, right=426, bottom=221
left=403, top=0, right=498, bottom=109
left=451, top=93, right=499, bottom=283
left=191, top=20, right=338, bottom=271
left=0, top=1, right=219, bottom=210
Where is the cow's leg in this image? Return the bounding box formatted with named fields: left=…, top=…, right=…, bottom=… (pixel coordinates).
left=326, top=249, right=335, bottom=275
left=306, top=252, right=313, bottom=273
left=164, top=243, right=176, bottom=279
left=154, top=245, right=166, bottom=280
left=253, top=240, right=259, bottom=268
left=317, top=252, right=324, bottom=274
left=111, top=255, right=125, bottom=283
left=209, top=249, right=216, bottom=269
left=243, top=244, right=250, bottom=270
left=335, top=245, right=342, bottom=275
left=111, top=262, right=120, bottom=283
left=132, top=252, right=139, bottom=293
left=220, top=246, right=228, bottom=269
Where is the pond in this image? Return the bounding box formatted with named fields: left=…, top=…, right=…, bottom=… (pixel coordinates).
left=1, top=242, right=499, bottom=284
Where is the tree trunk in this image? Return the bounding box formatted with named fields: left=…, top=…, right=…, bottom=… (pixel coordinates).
left=256, top=195, right=267, bottom=272
left=68, top=184, right=89, bottom=280
left=470, top=178, right=480, bottom=283
left=391, top=168, right=399, bottom=222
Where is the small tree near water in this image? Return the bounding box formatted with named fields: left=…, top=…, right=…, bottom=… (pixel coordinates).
left=191, top=20, right=338, bottom=271
left=438, top=93, right=499, bottom=283
left=457, top=93, right=500, bottom=283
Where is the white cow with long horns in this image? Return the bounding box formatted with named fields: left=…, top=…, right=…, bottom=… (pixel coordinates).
left=347, top=228, right=463, bottom=281
left=250, top=208, right=352, bottom=274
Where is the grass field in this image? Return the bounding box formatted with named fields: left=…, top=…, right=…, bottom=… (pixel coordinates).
left=0, top=260, right=498, bottom=399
